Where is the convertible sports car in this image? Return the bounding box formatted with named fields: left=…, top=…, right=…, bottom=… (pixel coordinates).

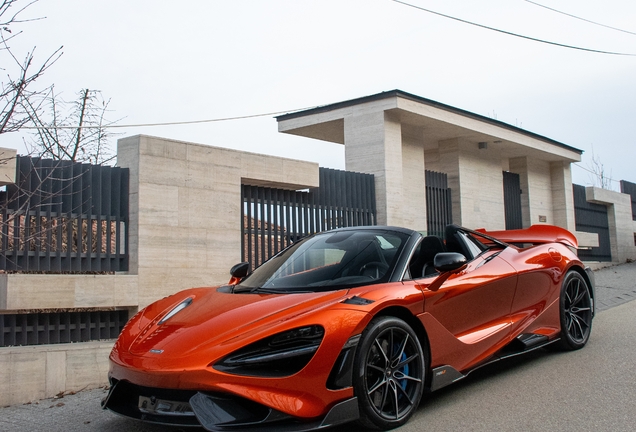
left=103, top=224, right=594, bottom=431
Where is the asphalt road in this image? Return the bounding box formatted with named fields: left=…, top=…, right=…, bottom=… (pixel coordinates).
left=2, top=262, right=635, bottom=432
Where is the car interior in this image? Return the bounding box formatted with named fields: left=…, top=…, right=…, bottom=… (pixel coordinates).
left=408, top=235, right=446, bottom=279
left=408, top=225, right=488, bottom=280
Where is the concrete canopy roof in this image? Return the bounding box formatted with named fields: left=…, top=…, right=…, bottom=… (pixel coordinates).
left=276, top=90, right=582, bottom=163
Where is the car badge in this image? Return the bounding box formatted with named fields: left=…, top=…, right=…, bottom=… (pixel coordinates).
left=149, top=349, right=164, bottom=354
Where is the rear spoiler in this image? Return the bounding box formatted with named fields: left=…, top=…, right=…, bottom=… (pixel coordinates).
left=474, top=225, right=578, bottom=249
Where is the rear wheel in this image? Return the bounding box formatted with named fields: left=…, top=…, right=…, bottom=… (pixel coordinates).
left=353, top=317, right=425, bottom=430
left=556, top=271, right=593, bottom=350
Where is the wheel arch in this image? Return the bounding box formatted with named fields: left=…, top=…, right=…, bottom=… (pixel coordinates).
left=372, top=306, right=432, bottom=388
left=567, top=264, right=595, bottom=314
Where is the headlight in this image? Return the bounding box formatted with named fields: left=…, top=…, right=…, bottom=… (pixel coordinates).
left=214, top=325, right=324, bottom=377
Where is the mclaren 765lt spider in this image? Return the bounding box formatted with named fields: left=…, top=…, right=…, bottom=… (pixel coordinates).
left=103, top=224, right=595, bottom=431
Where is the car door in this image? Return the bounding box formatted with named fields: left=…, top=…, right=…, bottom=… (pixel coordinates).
left=415, top=242, right=518, bottom=371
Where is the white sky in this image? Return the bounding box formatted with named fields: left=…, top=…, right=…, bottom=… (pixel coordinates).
left=1, top=0, right=635, bottom=188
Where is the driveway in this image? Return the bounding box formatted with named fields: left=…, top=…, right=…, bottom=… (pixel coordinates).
left=2, top=262, right=635, bottom=431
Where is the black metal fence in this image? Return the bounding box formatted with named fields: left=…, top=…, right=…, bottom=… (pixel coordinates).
left=425, top=170, right=452, bottom=237
left=620, top=180, right=636, bottom=221
left=241, top=167, right=376, bottom=270
left=573, top=184, right=611, bottom=262
left=0, top=310, right=129, bottom=347
left=0, top=156, right=129, bottom=272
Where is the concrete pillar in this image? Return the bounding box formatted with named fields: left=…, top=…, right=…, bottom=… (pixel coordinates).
left=437, top=138, right=505, bottom=230
left=401, top=129, right=427, bottom=230
left=510, top=157, right=554, bottom=227
left=344, top=112, right=427, bottom=228
left=550, top=161, right=576, bottom=231
left=343, top=113, right=428, bottom=229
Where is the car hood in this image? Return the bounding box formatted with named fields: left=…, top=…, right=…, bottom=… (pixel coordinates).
left=127, top=287, right=349, bottom=360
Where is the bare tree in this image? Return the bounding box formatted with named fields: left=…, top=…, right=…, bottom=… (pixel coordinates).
left=587, top=145, right=614, bottom=190
left=24, top=87, right=121, bottom=165
left=1, top=0, right=62, bottom=135
left=1, top=2, right=123, bottom=274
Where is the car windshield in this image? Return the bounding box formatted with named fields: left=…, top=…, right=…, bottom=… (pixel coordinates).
left=235, top=229, right=410, bottom=293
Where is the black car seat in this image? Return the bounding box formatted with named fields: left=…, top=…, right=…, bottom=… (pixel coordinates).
left=409, top=235, right=446, bottom=278
left=444, top=224, right=471, bottom=258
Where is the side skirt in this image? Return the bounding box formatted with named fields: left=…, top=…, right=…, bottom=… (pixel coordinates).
left=429, top=335, right=560, bottom=392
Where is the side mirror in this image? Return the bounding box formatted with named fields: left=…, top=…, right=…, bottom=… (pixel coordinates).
left=423, top=253, right=468, bottom=293
left=434, top=252, right=467, bottom=273
left=230, top=262, right=250, bottom=279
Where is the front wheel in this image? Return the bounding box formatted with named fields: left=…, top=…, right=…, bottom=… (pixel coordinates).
left=353, top=317, right=425, bottom=430
left=555, top=271, right=593, bottom=350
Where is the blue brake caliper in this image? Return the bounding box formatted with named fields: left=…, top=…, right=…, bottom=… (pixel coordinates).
left=394, top=345, right=409, bottom=393
left=400, top=352, right=409, bottom=391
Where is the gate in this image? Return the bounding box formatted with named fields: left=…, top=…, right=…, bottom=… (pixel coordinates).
left=241, top=167, right=376, bottom=270
left=573, top=184, right=611, bottom=262
left=0, top=156, right=129, bottom=272
left=503, top=171, right=523, bottom=230
left=425, top=170, right=452, bottom=237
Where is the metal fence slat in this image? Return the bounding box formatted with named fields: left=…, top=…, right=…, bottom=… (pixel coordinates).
left=240, top=168, right=376, bottom=271
left=1, top=156, right=128, bottom=273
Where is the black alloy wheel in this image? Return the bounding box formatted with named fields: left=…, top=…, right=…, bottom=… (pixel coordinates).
left=557, top=271, right=593, bottom=350
left=353, top=316, right=425, bottom=430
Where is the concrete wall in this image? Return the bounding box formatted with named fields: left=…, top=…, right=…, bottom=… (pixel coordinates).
left=0, top=341, right=113, bottom=407
left=119, top=135, right=319, bottom=309
left=0, top=136, right=320, bottom=406
left=586, top=186, right=636, bottom=263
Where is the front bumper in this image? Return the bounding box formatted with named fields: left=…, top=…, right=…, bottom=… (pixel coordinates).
left=102, top=379, right=359, bottom=431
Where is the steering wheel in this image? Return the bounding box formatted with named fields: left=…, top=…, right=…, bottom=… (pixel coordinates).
left=359, top=261, right=390, bottom=279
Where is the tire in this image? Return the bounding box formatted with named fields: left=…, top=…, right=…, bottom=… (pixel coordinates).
left=353, top=316, right=425, bottom=430
left=555, top=271, right=593, bottom=350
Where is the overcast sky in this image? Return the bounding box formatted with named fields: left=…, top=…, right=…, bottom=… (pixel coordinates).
left=1, top=0, right=635, bottom=188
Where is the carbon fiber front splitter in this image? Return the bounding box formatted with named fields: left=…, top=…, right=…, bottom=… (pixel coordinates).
left=190, top=392, right=359, bottom=432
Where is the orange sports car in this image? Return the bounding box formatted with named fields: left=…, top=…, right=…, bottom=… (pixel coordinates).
left=103, top=224, right=594, bottom=431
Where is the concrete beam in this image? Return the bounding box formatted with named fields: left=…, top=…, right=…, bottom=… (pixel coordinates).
left=0, top=147, right=16, bottom=186
left=0, top=274, right=138, bottom=311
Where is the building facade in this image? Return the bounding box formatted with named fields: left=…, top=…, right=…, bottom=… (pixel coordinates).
left=277, top=90, right=582, bottom=235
